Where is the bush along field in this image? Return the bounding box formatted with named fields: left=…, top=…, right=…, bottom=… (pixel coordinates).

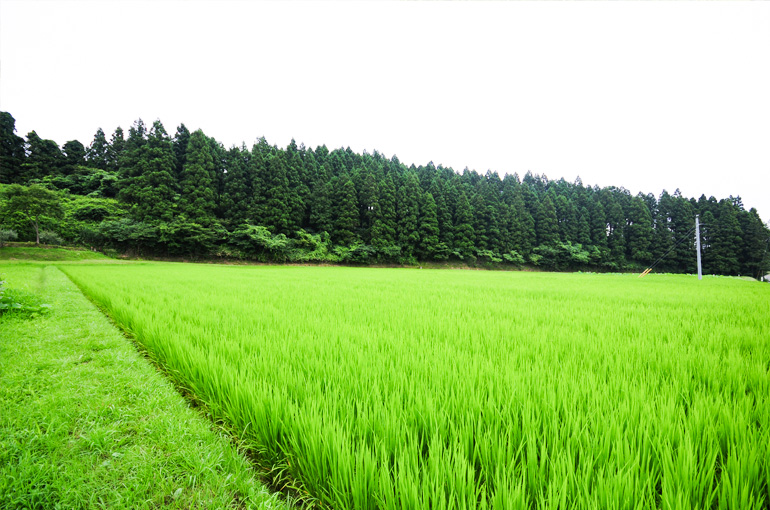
left=60, top=263, right=770, bottom=509
left=0, top=264, right=286, bottom=509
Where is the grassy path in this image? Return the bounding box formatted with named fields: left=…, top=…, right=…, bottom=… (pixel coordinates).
left=0, top=264, right=285, bottom=509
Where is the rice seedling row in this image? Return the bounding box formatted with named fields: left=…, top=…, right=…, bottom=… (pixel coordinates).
left=60, top=264, right=770, bottom=509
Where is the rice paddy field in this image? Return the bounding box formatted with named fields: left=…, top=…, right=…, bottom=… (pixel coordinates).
left=60, top=263, right=770, bottom=509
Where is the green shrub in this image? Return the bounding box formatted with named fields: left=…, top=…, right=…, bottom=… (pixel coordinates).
left=0, top=276, right=51, bottom=318
left=38, top=230, right=63, bottom=246
left=0, top=229, right=18, bottom=247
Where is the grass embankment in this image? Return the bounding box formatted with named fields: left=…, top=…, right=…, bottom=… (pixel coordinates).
left=61, top=264, right=770, bottom=509
left=0, top=245, right=111, bottom=261
left=0, top=264, right=285, bottom=509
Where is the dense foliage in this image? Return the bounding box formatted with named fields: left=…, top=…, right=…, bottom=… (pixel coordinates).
left=63, top=264, right=770, bottom=508
left=1, top=111, right=768, bottom=275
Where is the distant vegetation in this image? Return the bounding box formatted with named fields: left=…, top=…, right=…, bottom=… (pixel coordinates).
left=62, top=263, right=770, bottom=508
left=1, top=111, right=768, bottom=275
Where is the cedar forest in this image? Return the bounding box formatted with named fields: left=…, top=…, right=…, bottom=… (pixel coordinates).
left=0, top=111, right=768, bottom=276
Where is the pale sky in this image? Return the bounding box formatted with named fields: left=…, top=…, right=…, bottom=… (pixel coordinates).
left=1, top=0, right=769, bottom=223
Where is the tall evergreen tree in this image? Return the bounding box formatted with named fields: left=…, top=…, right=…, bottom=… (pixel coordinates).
left=555, top=195, right=578, bottom=244
left=513, top=190, right=535, bottom=256
left=0, top=112, right=27, bottom=183
left=179, top=129, right=217, bottom=223
left=248, top=136, right=271, bottom=222
left=261, top=152, right=292, bottom=234
left=417, top=192, right=442, bottom=259
left=309, top=165, right=334, bottom=234
left=700, top=210, right=718, bottom=274
left=669, top=190, right=696, bottom=272
left=333, top=176, right=360, bottom=245
left=62, top=140, right=87, bottom=170
left=709, top=200, right=742, bottom=275
left=86, top=128, right=109, bottom=170
left=453, top=188, right=475, bottom=259
left=536, top=194, right=559, bottom=246
left=588, top=199, right=607, bottom=248
left=626, top=196, right=653, bottom=264
left=284, top=138, right=307, bottom=231
left=220, top=144, right=252, bottom=225
left=397, top=172, right=421, bottom=256
left=430, top=178, right=453, bottom=250
left=738, top=208, right=769, bottom=278
left=576, top=206, right=591, bottom=246
left=116, top=120, right=147, bottom=203
left=377, top=173, right=398, bottom=246
left=652, top=191, right=675, bottom=269
left=21, top=131, right=64, bottom=182
left=106, top=126, right=125, bottom=173
left=118, top=120, right=177, bottom=222
left=140, top=120, right=178, bottom=221
left=605, top=199, right=626, bottom=266
left=173, top=124, right=191, bottom=178
left=359, top=172, right=380, bottom=242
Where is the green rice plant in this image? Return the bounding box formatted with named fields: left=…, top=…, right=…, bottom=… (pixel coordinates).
left=60, top=264, right=770, bottom=509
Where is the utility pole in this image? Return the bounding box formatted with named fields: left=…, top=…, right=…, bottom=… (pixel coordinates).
left=695, top=215, right=702, bottom=280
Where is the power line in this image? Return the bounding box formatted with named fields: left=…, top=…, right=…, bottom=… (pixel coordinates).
left=640, top=226, right=696, bottom=276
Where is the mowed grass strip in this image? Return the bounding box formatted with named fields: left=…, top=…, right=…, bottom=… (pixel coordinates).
left=0, top=246, right=111, bottom=262
left=0, top=264, right=286, bottom=510
left=61, top=263, right=770, bottom=509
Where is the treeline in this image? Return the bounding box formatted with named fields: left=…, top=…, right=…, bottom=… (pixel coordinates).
left=1, top=111, right=768, bottom=276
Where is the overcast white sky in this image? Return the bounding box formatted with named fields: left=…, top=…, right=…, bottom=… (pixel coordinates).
left=1, top=0, right=768, bottom=222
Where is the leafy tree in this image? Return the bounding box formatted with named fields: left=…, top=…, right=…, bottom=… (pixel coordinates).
left=0, top=111, right=26, bottom=183
left=158, top=219, right=224, bottom=257
left=229, top=224, right=290, bottom=262
left=0, top=184, right=63, bottom=244
left=97, top=218, right=160, bottom=255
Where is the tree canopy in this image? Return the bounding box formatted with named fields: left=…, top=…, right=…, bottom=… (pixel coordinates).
left=1, top=110, right=768, bottom=276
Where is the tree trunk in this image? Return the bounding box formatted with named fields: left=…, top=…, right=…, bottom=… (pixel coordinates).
left=33, top=220, right=39, bottom=245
